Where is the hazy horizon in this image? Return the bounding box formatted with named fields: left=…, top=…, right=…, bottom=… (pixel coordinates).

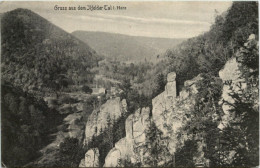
left=72, top=30, right=188, bottom=40
left=0, top=1, right=232, bottom=38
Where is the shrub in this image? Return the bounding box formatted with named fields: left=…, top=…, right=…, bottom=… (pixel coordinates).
left=82, top=85, right=93, bottom=94
left=57, top=137, right=84, bottom=167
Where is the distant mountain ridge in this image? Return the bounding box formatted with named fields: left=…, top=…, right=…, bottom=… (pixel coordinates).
left=72, top=31, right=185, bottom=63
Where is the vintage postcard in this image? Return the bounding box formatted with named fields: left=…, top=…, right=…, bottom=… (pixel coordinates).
left=0, top=1, right=259, bottom=167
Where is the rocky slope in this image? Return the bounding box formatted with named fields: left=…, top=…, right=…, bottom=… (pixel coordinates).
left=1, top=82, right=63, bottom=167
left=81, top=36, right=258, bottom=166
left=152, top=72, right=202, bottom=154
left=84, top=97, right=127, bottom=145
left=104, top=107, right=151, bottom=167
left=96, top=72, right=208, bottom=167
left=218, top=34, right=259, bottom=130
left=218, top=57, right=245, bottom=129
left=101, top=43, right=258, bottom=166
left=79, top=148, right=100, bottom=167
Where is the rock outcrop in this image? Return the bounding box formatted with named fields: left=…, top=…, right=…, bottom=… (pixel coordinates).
left=103, top=107, right=151, bottom=167
left=152, top=72, right=202, bottom=154
left=104, top=72, right=207, bottom=167
left=218, top=58, right=246, bottom=129
left=103, top=148, right=122, bottom=167
left=218, top=34, right=259, bottom=130
left=85, top=34, right=259, bottom=167
left=84, top=97, right=127, bottom=144
left=95, top=56, right=258, bottom=166
left=79, top=148, right=99, bottom=167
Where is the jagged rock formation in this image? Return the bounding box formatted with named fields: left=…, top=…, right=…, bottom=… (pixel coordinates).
left=214, top=34, right=259, bottom=165
left=218, top=58, right=245, bottom=129
left=103, top=107, right=151, bottom=167
left=152, top=72, right=202, bottom=154
left=104, top=72, right=208, bottom=167
left=165, top=72, right=177, bottom=97
left=94, top=39, right=259, bottom=166
left=218, top=34, right=258, bottom=130
left=84, top=97, right=127, bottom=144
left=79, top=148, right=99, bottom=167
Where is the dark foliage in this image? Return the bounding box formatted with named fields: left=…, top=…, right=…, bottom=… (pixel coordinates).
left=1, top=8, right=102, bottom=94
left=186, top=74, right=223, bottom=167
left=82, top=85, right=93, bottom=94
left=56, top=137, right=84, bottom=167
left=152, top=73, right=167, bottom=97
left=58, top=95, right=79, bottom=104
left=86, top=114, right=127, bottom=166
left=175, top=140, right=198, bottom=167
left=119, top=78, right=152, bottom=114
left=237, top=34, right=259, bottom=79
left=1, top=82, right=63, bottom=167
left=221, top=2, right=258, bottom=48
left=144, top=121, right=171, bottom=167
left=164, top=2, right=258, bottom=89
left=221, top=84, right=259, bottom=167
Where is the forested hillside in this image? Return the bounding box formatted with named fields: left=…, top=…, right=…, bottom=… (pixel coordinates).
left=88, top=2, right=258, bottom=99
left=1, top=8, right=102, bottom=167
left=128, top=2, right=258, bottom=97
left=85, top=2, right=258, bottom=167
left=1, top=81, right=63, bottom=167
left=1, top=8, right=102, bottom=95
left=72, top=31, right=184, bottom=63
left=1, top=2, right=258, bottom=167
left=164, top=2, right=258, bottom=91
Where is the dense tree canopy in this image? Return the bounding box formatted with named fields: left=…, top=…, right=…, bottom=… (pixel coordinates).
left=1, top=2, right=258, bottom=167
left=1, top=8, right=102, bottom=94
left=164, top=1, right=258, bottom=90
left=1, top=82, right=63, bottom=167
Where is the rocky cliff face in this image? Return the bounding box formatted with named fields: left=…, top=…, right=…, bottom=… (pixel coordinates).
left=218, top=34, right=259, bottom=130
left=151, top=72, right=209, bottom=166
left=84, top=97, right=127, bottom=144
left=103, top=107, right=151, bottom=167
left=79, top=148, right=100, bottom=167
left=89, top=40, right=258, bottom=166
left=218, top=58, right=245, bottom=129
left=152, top=72, right=202, bottom=155
left=103, top=72, right=207, bottom=167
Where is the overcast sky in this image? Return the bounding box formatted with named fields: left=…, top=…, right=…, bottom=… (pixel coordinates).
left=0, top=1, right=232, bottom=38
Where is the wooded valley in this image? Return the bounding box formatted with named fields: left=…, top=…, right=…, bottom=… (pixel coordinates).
left=1, top=2, right=259, bottom=167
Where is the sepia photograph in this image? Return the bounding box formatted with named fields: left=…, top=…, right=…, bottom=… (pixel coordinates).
left=0, top=1, right=259, bottom=167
